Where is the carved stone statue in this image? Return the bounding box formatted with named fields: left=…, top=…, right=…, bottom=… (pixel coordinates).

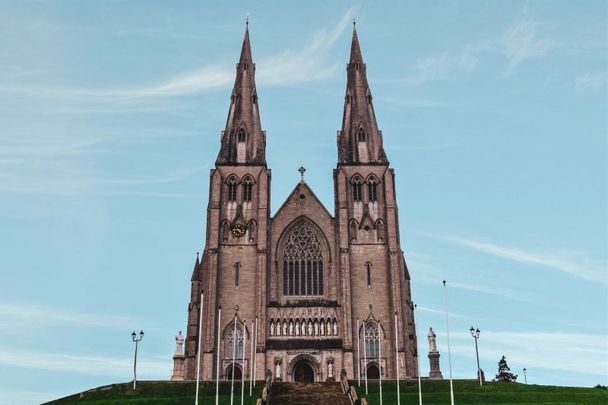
left=274, top=359, right=282, bottom=381
left=320, top=321, right=325, bottom=336
left=333, top=320, right=338, bottom=335
left=270, top=321, right=275, bottom=336
left=282, top=319, right=287, bottom=336
left=314, top=321, right=319, bottom=336
left=428, top=327, right=437, bottom=352
left=289, top=321, right=294, bottom=336
left=174, top=331, right=184, bottom=355
left=327, top=360, right=334, bottom=380
left=295, top=320, right=300, bottom=336
left=308, top=321, right=313, bottom=336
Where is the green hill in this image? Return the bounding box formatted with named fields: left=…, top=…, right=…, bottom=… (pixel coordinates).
left=357, top=380, right=608, bottom=405
left=44, top=379, right=607, bottom=405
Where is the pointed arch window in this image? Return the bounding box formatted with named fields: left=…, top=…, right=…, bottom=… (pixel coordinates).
left=227, top=178, right=238, bottom=202
left=366, top=262, right=372, bottom=288
left=368, top=178, right=377, bottom=202
left=237, top=128, right=246, bottom=143
left=364, top=321, right=380, bottom=358
left=353, top=176, right=362, bottom=202
left=234, top=262, right=240, bottom=287
left=243, top=178, right=253, bottom=202
left=357, top=129, right=367, bottom=142
left=225, top=321, right=245, bottom=358
left=282, top=224, right=323, bottom=296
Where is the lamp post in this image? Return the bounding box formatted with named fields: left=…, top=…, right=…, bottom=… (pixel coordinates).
left=131, top=330, right=144, bottom=390
left=469, top=326, right=482, bottom=386
left=523, top=368, right=527, bottom=384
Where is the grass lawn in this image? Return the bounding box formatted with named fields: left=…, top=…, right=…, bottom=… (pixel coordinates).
left=44, top=380, right=264, bottom=405
left=355, top=380, right=608, bottom=405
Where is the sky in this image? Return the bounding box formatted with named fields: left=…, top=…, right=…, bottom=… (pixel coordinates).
left=0, top=0, right=606, bottom=403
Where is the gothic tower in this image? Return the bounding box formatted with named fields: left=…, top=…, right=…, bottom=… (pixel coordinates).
left=180, top=24, right=417, bottom=383
left=333, top=25, right=418, bottom=379
left=185, top=24, right=270, bottom=380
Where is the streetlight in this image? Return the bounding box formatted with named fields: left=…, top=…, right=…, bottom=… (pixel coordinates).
left=523, top=368, right=527, bottom=384
left=131, top=330, right=144, bottom=390
left=469, top=326, right=482, bottom=386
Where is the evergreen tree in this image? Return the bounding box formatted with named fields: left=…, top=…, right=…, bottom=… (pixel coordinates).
left=495, top=355, right=518, bottom=382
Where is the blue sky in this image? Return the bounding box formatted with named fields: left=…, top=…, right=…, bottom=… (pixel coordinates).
left=0, top=0, right=606, bottom=403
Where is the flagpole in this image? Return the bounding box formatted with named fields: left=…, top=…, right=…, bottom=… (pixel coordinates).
left=363, top=320, right=368, bottom=395
left=249, top=319, right=254, bottom=396
left=379, top=322, right=383, bottom=405
left=215, top=306, right=222, bottom=405
left=443, top=280, right=455, bottom=405
left=414, top=304, right=422, bottom=405
left=230, top=314, right=237, bottom=405
left=356, top=318, right=361, bottom=387
left=252, top=317, right=258, bottom=386
left=195, top=291, right=204, bottom=405
left=394, top=313, right=400, bottom=405
left=241, top=320, right=246, bottom=405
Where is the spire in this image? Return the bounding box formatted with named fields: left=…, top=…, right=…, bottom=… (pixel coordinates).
left=337, top=25, right=388, bottom=165
left=191, top=252, right=201, bottom=281
left=216, top=23, right=266, bottom=166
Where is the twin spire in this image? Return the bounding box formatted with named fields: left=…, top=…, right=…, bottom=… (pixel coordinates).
left=216, top=23, right=387, bottom=166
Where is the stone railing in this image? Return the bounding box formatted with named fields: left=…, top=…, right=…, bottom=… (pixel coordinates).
left=340, top=369, right=367, bottom=405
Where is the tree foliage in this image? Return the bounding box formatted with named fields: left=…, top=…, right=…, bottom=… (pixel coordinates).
left=495, top=355, right=518, bottom=382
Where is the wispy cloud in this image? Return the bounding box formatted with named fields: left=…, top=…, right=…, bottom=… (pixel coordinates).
left=403, top=51, right=478, bottom=85
left=0, top=302, right=139, bottom=330
left=498, top=13, right=554, bottom=75
left=450, top=330, right=608, bottom=376
left=574, top=71, right=607, bottom=92
left=442, top=235, right=607, bottom=284
left=0, top=348, right=170, bottom=378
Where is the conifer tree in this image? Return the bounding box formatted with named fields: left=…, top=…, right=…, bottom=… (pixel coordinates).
left=495, top=355, right=518, bottom=382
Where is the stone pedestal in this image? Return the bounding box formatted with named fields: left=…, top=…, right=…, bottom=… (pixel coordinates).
left=428, top=351, right=443, bottom=379
left=171, top=354, right=186, bottom=380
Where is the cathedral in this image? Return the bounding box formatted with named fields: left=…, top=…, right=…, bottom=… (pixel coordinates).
left=173, top=24, right=418, bottom=383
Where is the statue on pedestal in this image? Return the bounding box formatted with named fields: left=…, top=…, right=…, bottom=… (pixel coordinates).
left=274, top=358, right=282, bottom=381
left=427, top=327, right=443, bottom=379
left=174, top=331, right=184, bottom=355
left=428, top=327, right=437, bottom=353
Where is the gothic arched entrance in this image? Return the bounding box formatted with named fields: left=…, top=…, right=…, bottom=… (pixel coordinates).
left=366, top=363, right=380, bottom=380
left=226, top=364, right=242, bottom=380
left=293, top=361, right=314, bottom=382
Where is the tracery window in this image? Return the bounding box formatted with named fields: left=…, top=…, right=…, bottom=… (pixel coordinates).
left=225, top=321, right=245, bottom=358
left=227, top=178, right=238, bottom=202
left=353, top=176, right=362, bottom=202
left=243, top=178, right=253, bottom=202
left=364, top=321, right=380, bottom=358
left=368, top=178, right=377, bottom=202
left=282, top=224, right=323, bottom=296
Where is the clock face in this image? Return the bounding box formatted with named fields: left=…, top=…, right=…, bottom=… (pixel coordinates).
left=231, top=223, right=247, bottom=237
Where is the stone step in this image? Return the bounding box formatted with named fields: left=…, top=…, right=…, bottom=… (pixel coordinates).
left=269, top=382, right=351, bottom=405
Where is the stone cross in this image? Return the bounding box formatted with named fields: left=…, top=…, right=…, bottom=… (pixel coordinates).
left=298, top=166, right=306, bottom=181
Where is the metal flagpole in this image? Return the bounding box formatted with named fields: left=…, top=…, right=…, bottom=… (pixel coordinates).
left=252, top=317, right=258, bottom=386
left=356, top=318, right=361, bottom=387
left=414, top=304, right=422, bottom=405
left=363, top=320, right=368, bottom=395
left=379, top=322, right=383, bottom=405
left=215, top=306, right=222, bottom=405
left=394, top=313, right=400, bottom=405
left=249, top=320, right=254, bottom=396
left=443, top=281, right=455, bottom=405
left=230, top=314, right=237, bottom=405
left=241, top=320, right=246, bottom=405
left=195, top=291, right=204, bottom=405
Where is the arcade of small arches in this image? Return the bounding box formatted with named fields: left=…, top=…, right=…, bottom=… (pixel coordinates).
left=269, top=317, right=339, bottom=337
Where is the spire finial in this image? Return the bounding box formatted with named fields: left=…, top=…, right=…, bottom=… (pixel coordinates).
left=246, top=17, right=249, bottom=27
left=298, top=166, right=306, bottom=181
left=353, top=18, right=356, bottom=28
left=196, top=251, right=199, bottom=259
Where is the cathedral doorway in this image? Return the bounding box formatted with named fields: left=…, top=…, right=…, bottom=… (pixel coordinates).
left=366, top=363, right=380, bottom=380
left=226, top=364, right=242, bottom=380
left=293, top=361, right=314, bottom=382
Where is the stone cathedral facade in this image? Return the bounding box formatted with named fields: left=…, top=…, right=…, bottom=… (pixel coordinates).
left=176, top=25, right=418, bottom=383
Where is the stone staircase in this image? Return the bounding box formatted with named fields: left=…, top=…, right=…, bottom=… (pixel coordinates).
left=269, top=382, right=352, bottom=405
